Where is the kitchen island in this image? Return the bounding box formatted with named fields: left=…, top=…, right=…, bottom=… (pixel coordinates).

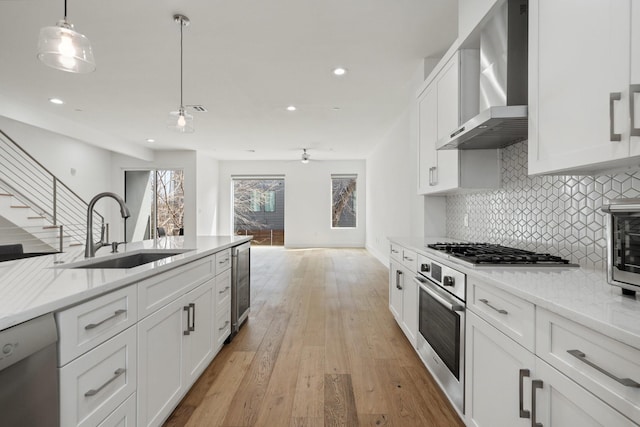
left=0, top=235, right=250, bottom=331
left=0, top=235, right=250, bottom=427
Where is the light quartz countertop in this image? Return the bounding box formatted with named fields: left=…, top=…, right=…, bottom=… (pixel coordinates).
left=389, top=236, right=640, bottom=351
left=0, top=235, right=251, bottom=331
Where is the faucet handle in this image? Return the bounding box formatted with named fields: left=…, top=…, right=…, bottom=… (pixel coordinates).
left=111, top=241, right=126, bottom=253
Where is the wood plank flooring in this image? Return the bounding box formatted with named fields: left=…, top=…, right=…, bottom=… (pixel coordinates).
left=165, top=247, right=465, bottom=427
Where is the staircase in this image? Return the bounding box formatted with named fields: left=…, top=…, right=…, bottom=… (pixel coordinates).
left=0, top=130, right=105, bottom=253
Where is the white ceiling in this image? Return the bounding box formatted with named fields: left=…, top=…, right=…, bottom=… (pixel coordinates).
left=0, top=0, right=457, bottom=161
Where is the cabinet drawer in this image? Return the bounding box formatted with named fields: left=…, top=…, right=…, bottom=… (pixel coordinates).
left=57, top=286, right=137, bottom=366
left=468, top=277, right=535, bottom=351
left=215, top=249, right=231, bottom=275
left=215, top=269, right=231, bottom=309
left=390, top=243, right=403, bottom=262
left=400, top=249, right=417, bottom=272
left=60, top=326, right=137, bottom=427
left=214, top=307, right=231, bottom=349
left=536, top=308, right=640, bottom=424
left=138, top=256, right=213, bottom=319
left=97, top=392, right=135, bottom=427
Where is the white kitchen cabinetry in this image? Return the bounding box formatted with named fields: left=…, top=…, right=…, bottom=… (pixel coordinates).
left=214, top=268, right=232, bottom=349
left=417, top=50, right=500, bottom=195
left=389, top=245, right=418, bottom=347
left=466, top=276, right=640, bottom=427
left=389, top=260, right=404, bottom=324
left=528, top=0, right=640, bottom=175
left=59, top=326, right=137, bottom=427
left=465, top=311, right=535, bottom=427
left=533, top=359, right=637, bottom=427
left=137, top=278, right=215, bottom=427
left=183, top=279, right=215, bottom=385
left=536, top=308, right=640, bottom=424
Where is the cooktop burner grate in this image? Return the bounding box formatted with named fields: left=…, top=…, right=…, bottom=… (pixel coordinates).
left=427, top=242, right=575, bottom=266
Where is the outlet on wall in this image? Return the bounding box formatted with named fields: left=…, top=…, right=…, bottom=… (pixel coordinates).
left=463, top=213, right=469, bottom=227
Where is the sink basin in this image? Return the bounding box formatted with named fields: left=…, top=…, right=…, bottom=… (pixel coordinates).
left=65, top=251, right=188, bottom=269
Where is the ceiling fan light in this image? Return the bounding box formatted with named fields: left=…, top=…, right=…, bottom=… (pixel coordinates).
left=301, top=149, right=310, bottom=163
left=168, top=109, right=194, bottom=133
left=37, top=20, right=95, bottom=73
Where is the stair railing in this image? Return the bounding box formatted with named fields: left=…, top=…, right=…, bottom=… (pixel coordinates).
left=0, top=129, right=104, bottom=250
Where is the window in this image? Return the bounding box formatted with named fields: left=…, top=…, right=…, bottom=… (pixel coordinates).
left=331, top=174, right=357, bottom=228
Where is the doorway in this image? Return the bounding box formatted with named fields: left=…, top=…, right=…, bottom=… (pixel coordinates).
left=232, top=177, right=284, bottom=246
left=124, top=169, right=185, bottom=242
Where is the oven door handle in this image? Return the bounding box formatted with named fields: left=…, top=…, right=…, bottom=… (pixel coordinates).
left=414, top=276, right=464, bottom=312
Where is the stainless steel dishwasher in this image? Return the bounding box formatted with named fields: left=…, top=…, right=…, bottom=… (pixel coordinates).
left=230, top=242, right=250, bottom=339
left=0, top=313, right=59, bottom=427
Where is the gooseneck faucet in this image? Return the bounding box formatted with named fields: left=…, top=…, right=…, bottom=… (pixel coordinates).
left=85, top=192, right=131, bottom=258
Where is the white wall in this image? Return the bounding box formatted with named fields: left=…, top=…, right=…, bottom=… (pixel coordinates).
left=366, top=108, right=425, bottom=265
left=111, top=150, right=197, bottom=242
left=218, top=159, right=366, bottom=248
left=0, top=116, right=113, bottom=202
left=196, top=153, right=220, bottom=236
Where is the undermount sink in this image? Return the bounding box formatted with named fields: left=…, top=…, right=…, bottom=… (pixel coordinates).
left=63, top=250, right=189, bottom=269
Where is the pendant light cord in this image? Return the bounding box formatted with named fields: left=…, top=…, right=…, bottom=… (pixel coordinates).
left=63, top=0, right=67, bottom=20
left=180, top=19, right=184, bottom=108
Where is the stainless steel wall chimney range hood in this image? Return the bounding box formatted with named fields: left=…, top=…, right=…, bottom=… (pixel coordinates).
left=438, top=0, right=528, bottom=150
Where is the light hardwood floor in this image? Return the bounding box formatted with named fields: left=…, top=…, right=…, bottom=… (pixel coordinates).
left=165, top=247, right=465, bottom=427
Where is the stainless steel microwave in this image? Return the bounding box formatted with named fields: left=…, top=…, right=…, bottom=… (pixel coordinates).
left=602, top=198, right=640, bottom=296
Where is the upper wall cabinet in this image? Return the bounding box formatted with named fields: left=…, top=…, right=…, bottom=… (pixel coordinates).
left=528, top=0, right=640, bottom=175
left=417, top=50, right=501, bottom=195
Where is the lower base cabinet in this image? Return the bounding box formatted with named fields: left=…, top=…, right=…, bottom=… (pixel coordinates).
left=465, top=311, right=534, bottom=427
left=137, top=278, right=215, bottom=427
left=97, top=393, right=136, bottom=427
left=534, top=358, right=637, bottom=427
left=466, top=302, right=638, bottom=427
left=389, top=260, right=418, bottom=347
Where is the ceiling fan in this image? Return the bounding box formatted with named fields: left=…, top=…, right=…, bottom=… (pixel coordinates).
left=301, top=148, right=311, bottom=164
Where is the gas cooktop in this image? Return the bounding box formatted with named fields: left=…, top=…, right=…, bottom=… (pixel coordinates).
left=427, top=242, right=578, bottom=266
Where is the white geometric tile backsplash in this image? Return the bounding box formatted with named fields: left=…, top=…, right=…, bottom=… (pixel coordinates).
left=446, top=141, right=640, bottom=271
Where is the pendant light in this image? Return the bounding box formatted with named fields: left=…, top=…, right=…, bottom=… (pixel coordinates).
left=168, top=14, right=194, bottom=133
left=37, top=0, right=95, bottom=73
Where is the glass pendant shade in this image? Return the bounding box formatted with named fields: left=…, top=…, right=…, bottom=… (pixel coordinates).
left=168, top=108, right=194, bottom=133
left=37, top=20, right=95, bottom=73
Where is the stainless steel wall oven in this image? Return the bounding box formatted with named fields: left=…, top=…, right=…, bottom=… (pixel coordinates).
left=415, top=253, right=466, bottom=414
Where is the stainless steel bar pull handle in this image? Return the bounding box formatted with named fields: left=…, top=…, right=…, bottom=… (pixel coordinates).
left=567, top=349, right=640, bottom=387
left=519, top=369, right=531, bottom=418
left=610, top=92, right=622, bottom=141
left=189, top=303, right=195, bottom=332
left=85, top=368, right=126, bottom=397
left=631, top=84, right=640, bottom=137
left=531, top=379, right=543, bottom=427
left=85, top=309, right=126, bottom=330
left=396, top=270, right=403, bottom=290
left=428, top=167, right=434, bottom=186
left=479, top=298, right=508, bottom=315
left=183, top=305, right=191, bottom=335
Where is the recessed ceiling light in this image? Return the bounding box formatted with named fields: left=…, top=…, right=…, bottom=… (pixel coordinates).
left=49, top=98, right=64, bottom=105
left=146, top=138, right=155, bottom=143
left=332, top=107, right=341, bottom=111
left=286, top=105, right=297, bottom=111
left=332, top=67, right=347, bottom=76
left=247, top=149, right=256, bottom=153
